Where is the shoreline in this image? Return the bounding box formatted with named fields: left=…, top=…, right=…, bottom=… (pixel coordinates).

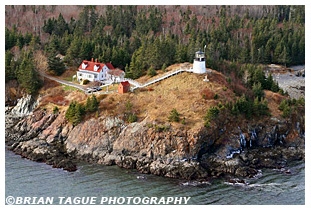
left=5, top=108, right=305, bottom=180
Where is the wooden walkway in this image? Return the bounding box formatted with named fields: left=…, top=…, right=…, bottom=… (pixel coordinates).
left=125, top=67, right=193, bottom=90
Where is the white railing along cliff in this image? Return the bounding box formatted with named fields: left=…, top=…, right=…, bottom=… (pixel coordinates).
left=125, top=67, right=193, bottom=90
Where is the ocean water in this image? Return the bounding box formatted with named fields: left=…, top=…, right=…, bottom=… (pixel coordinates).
left=5, top=149, right=304, bottom=205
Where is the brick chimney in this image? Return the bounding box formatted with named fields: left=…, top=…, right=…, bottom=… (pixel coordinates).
left=91, top=58, right=94, bottom=62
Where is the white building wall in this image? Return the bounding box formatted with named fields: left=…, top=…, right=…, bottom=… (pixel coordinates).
left=101, top=66, right=109, bottom=80
left=193, top=60, right=206, bottom=74
left=76, top=65, right=122, bottom=83
left=77, top=71, right=98, bottom=82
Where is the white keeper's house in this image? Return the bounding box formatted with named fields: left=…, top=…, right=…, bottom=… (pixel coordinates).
left=77, top=58, right=122, bottom=84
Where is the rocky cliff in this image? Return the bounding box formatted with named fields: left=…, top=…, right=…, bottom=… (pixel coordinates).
left=5, top=95, right=305, bottom=180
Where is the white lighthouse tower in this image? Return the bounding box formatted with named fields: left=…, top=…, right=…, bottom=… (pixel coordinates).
left=192, top=50, right=206, bottom=74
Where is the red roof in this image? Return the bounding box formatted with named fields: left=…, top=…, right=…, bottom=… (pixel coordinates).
left=120, top=81, right=130, bottom=86
left=105, top=62, right=115, bottom=70
left=107, top=68, right=125, bottom=77
left=78, top=60, right=114, bottom=73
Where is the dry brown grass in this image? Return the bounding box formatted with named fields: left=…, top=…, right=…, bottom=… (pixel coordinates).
left=135, top=63, right=191, bottom=84
left=38, top=77, right=87, bottom=113
left=39, top=78, right=60, bottom=91
left=264, top=90, right=287, bottom=117
left=38, top=63, right=285, bottom=130
left=58, top=67, right=77, bottom=79
left=97, top=70, right=236, bottom=130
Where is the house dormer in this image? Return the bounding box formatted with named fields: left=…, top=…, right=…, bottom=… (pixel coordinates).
left=82, top=61, right=88, bottom=69
left=77, top=59, right=116, bottom=83
left=94, top=64, right=100, bottom=71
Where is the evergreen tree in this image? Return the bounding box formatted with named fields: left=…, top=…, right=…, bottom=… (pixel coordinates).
left=265, top=73, right=274, bottom=90
left=85, top=95, right=99, bottom=112
left=65, top=101, right=85, bottom=126
left=89, top=7, right=98, bottom=32
left=43, top=18, right=56, bottom=35
left=65, top=101, right=76, bottom=121
left=5, top=27, right=18, bottom=50
left=5, top=50, right=16, bottom=81
left=72, top=103, right=84, bottom=126
left=65, top=35, right=81, bottom=66
left=54, top=13, right=69, bottom=36
left=47, top=54, right=66, bottom=76
left=252, top=82, right=264, bottom=100
left=16, top=52, right=42, bottom=95
left=271, top=80, right=280, bottom=92
left=128, top=46, right=144, bottom=79
left=147, top=66, right=157, bottom=77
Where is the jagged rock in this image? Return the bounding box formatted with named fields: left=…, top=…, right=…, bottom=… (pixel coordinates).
left=10, top=95, right=39, bottom=117
left=5, top=104, right=305, bottom=179
left=98, top=154, right=117, bottom=165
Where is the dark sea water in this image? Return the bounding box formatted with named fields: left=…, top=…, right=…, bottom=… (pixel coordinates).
left=5, top=149, right=305, bottom=205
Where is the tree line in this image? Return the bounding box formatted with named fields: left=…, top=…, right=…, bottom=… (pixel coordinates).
left=5, top=5, right=305, bottom=94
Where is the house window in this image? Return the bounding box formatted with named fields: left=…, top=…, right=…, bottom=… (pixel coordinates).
left=88, top=75, right=92, bottom=78
left=94, top=75, right=97, bottom=79
left=79, top=73, right=82, bottom=76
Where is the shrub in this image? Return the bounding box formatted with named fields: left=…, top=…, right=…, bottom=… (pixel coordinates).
left=82, top=79, right=90, bottom=85
left=253, top=97, right=270, bottom=116
left=127, top=113, right=138, bottom=123
left=125, top=101, right=133, bottom=112
left=279, top=99, right=292, bottom=118
left=235, top=95, right=252, bottom=118
left=204, top=106, right=220, bottom=121
left=168, top=108, right=180, bottom=122
left=123, top=101, right=138, bottom=123
left=147, top=66, right=157, bottom=77
left=155, top=124, right=170, bottom=132
left=161, top=63, right=167, bottom=72
left=278, top=99, right=287, bottom=111
left=53, top=106, right=59, bottom=114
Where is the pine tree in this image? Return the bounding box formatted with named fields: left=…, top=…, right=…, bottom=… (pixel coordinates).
left=65, top=35, right=81, bottom=66
left=42, top=18, right=55, bottom=35
left=265, top=73, right=274, bottom=90
left=65, top=101, right=76, bottom=121
left=89, top=7, right=98, bottom=32
left=54, top=13, right=69, bottom=36
left=65, top=101, right=85, bottom=126
left=86, top=95, right=99, bottom=112
left=16, top=52, right=42, bottom=95
left=147, top=66, right=157, bottom=77
left=72, top=103, right=84, bottom=126
left=5, top=50, right=15, bottom=82
left=47, top=54, right=66, bottom=76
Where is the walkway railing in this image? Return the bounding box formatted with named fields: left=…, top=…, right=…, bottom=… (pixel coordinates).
left=125, top=67, right=193, bottom=90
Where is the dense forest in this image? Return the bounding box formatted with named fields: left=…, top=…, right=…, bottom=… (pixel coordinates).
left=5, top=5, right=305, bottom=95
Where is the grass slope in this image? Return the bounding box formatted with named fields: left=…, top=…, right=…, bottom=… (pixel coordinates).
left=38, top=64, right=286, bottom=131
